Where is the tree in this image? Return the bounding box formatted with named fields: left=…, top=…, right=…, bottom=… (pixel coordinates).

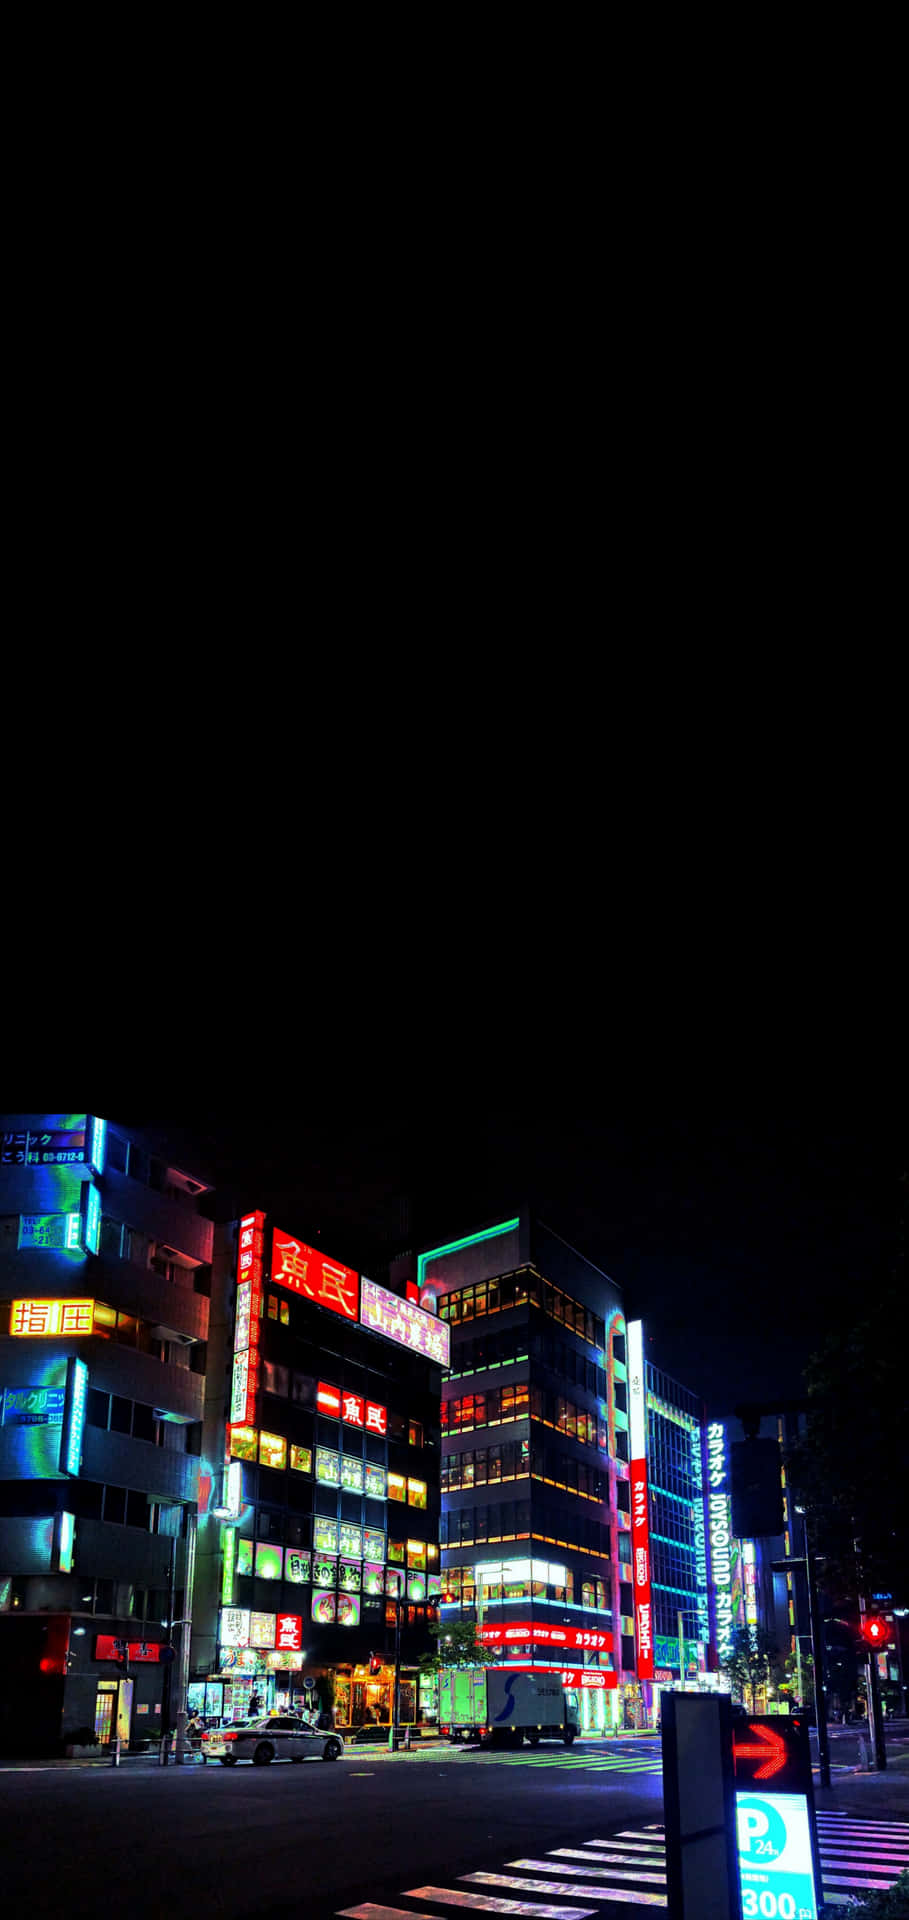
left=418, top=1619, right=498, bottom=1672
left=787, top=1276, right=909, bottom=1611
left=719, top=1627, right=778, bottom=1712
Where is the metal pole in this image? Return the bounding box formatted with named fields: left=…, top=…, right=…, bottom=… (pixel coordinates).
left=388, top=1593, right=402, bottom=1750
left=802, top=1513, right=831, bottom=1790
left=159, top=1533, right=177, bottom=1766
left=678, top=1612, right=685, bottom=1692
left=174, top=1511, right=197, bottom=1764
left=795, top=1633, right=802, bottom=1708
left=865, top=1647, right=887, bottom=1771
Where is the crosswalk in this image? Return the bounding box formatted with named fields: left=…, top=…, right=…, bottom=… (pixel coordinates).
left=337, top=1811, right=909, bottom=1917
left=466, top=1751, right=662, bottom=1777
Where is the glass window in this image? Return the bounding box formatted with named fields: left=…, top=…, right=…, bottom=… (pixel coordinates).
left=258, top=1432, right=287, bottom=1470
left=316, top=1448, right=340, bottom=1487
left=365, top=1464, right=386, bottom=1498
left=230, top=1426, right=258, bottom=1461
left=314, top=1517, right=339, bottom=1554
left=460, top=1451, right=474, bottom=1490
left=387, top=1472, right=406, bottom=1503
left=474, top=1285, right=487, bottom=1318
left=255, top=1542, right=283, bottom=1580
left=406, top=1539, right=426, bottom=1570
left=514, top=1382, right=529, bottom=1418
left=501, top=1386, right=515, bottom=1420
left=340, top=1456, right=364, bottom=1493
left=290, top=1444, right=312, bottom=1474
left=408, top=1419, right=423, bottom=1448
left=461, top=1288, right=474, bottom=1322
left=407, top=1478, right=427, bottom=1509
left=262, top=1361, right=289, bottom=1397
left=236, top=1537, right=254, bottom=1575
left=487, top=1446, right=502, bottom=1484
left=387, top=1539, right=405, bottom=1564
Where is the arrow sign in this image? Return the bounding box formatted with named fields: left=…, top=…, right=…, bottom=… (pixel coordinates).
left=733, top=1722, right=788, bottom=1780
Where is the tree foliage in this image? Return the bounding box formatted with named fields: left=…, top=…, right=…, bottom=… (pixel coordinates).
left=418, top=1618, right=498, bottom=1672
left=787, top=1278, right=909, bottom=1609
left=718, top=1626, right=778, bottom=1710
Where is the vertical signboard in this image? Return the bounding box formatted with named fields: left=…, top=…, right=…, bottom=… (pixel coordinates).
left=231, top=1211, right=264, bottom=1426
left=60, top=1356, right=88, bottom=1476
left=627, top=1319, right=654, bottom=1680
left=708, top=1421, right=734, bottom=1666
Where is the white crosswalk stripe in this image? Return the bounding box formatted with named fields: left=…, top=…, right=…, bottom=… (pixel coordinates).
left=339, top=1812, right=909, bottom=1918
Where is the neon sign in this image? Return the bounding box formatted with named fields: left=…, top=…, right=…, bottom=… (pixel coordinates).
left=231, top=1211, right=264, bottom=1425
left=82, top=1183, right=101, bottom=1257
left=359, top=1277, right=450, bottom=1368
left=479, top=1623, right=612, bottom=1650
left=627, top=1319, right=654, bottom=1680
left=60, top=1356, right=88, bottom=1476
left=272, top=1230, right=359, bottom=1322
left=734, top=1717, right=820, bottom=1920
left=17, top=1216, right=83, bottom=1251
left=10, top=1299, right=95, bottom=1336
left=707, top=1421, right=734, bottom=1663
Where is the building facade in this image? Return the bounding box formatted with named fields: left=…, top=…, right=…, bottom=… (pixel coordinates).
left=192, top=1210, right=447, bottom=1733
left=413, top=1215, right=635, bottom=1735
left=641, top=1354, right=710, bottom=1695
left=0, top=1114, right=215, bottom=1754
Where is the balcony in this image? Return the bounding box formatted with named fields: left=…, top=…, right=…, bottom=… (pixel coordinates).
left=102, top=1169, right=213, bottom=1265
left=91, top=1258, right=208, bottom=1344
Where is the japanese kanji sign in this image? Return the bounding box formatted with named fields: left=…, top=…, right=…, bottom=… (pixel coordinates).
left=272, top=1230, right=359, bottom=1322
left=9, top=1299, right=95, bottom=1337
left=231, top=1210, right=265, bottom=1426
left=359, top=1277, right=450, bottom=1367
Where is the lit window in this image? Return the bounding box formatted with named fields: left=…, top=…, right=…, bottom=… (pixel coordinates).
left=408, top=1419, right=424, bottom=1448
left=406, top=1539, right=426, bottom=1570
left=388, top=1472, right=406, bottom=1503
left=290, top=1444, right=312, bottom=1474
left=258, top=1432, right=287, bottom=1470
left=229, top=1426, right=258, bottom=1462
left=316, top=1448, right=340, bottom=1487
left=407, top=1479, right=427, bottom=1509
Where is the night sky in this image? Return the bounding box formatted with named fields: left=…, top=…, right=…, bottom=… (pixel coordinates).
left=133, top=1090, right=904, bottom=1421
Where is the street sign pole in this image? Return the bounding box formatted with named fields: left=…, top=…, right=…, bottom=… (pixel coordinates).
left=662, top=1691, right=740, bottom=1919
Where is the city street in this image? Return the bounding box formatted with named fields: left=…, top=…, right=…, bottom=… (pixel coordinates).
left=2, top=1737, right=909, bottom=1919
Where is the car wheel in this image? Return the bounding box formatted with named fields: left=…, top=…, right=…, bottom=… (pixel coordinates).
left=220, top=1757, right=237, bottom=1767
left=322, top=1738, right=341, bottom=1762
left=563, top=1730, right=576, bottom=1746
left=528, top=1732, right=541, bottom=1747
left=253, top=1744, right=274, bottom=1766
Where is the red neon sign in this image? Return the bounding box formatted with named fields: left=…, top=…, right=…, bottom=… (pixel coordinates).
left=272, top=1230, right=359, bottom=1322
left=95, top=1636, right=163, bottom=1663
left=232, top=1211, right=265, bottom=1427
left=317, top=1381, right=342, bottom=1416
left=479, top=1623, right=613, bottom=1652
left=733, top=1722, right=788, bottom=1781
left=366, top=1401, right=387, bottom=1435
left=342, top=1393, right=364, bottom=1427
left=630, top=1457, right=653, bottom=1680
left=275, top=1614, right=303, bottom=1652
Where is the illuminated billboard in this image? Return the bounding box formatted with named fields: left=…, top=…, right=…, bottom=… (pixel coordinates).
left=231, top=1211, right=264, bottom=1425
left=627, top=1318, right=654, bottom=1680
left=9, top=1299, right=95, bottom=1336
left=271, top=1230, right=359, bottom=1322
left=707, top=1421, right=734, bottom=1663
left=60, top=1356, right=88, bottom=1476
left=360, top=1277, right=450, bottom=1368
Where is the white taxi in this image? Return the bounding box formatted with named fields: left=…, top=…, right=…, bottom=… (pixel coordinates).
left=203, top=1714, right=344, bottom=1765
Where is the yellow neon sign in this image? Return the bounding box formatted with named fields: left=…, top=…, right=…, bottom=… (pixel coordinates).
left=9, top=1299, right=95, bottom=1336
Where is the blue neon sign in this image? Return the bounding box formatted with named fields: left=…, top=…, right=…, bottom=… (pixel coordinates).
left=82, top=1183, right=101, bottom=1256
left=60, top=1356, right=88, bottom=1477
left=88, top=1116, right=107, bottom=1174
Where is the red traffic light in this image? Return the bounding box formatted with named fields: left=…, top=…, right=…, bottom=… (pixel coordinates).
left=861, top=1616, right=888, bottom=1645
left=368, top=1654, right=382, bottom=1676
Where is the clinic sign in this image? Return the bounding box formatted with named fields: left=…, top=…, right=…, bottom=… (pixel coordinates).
left=708, top=1421, right=734, bottom=1663
left=734, top=1716, right=820, bottom=1920
left=360, top=1277, right=450, bottom=1367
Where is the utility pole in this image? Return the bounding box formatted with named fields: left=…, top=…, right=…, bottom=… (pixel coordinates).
left=801, top=1511, right=831, bottom=1790
left=678, top=1613, right=686, bottom=1693
left=174, top=1511, right=197, bottom=1765
left=854, top=1526, right=887, bottom=1772
left=388, top=1592, right=403, bottom=1751
left=158, top=1533, right=177, bottom=1767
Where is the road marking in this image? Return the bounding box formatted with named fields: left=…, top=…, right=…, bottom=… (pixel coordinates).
left=404, top=1888, right=597, bottom=1917
left=507, top=1859, right=665, bottom=1886
left=464, top=1874, right=665, bottom=1901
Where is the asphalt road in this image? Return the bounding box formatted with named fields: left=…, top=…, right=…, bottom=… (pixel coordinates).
left=0, top=1742, right=664, bottom=1920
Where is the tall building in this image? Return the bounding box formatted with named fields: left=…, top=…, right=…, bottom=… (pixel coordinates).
left=410, top=1214, right=636, bottom=1736
left=0, top=1114, right=216, bottom=1755
left=638, top=1347, right=710, bottom=1693
left=191, top=1209, right=447, bottom=1733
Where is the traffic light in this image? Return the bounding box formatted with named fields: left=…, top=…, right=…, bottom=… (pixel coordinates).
left=860, top=1616, right=888, bottom=1646
left=368, top=1653, right=382, bottom=1675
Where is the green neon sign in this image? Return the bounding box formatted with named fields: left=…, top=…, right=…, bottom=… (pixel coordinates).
left=416, top=1218, right=520, bottom=1291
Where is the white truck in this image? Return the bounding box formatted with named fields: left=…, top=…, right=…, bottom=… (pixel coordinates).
left=438, top=1666, right=580, bottom=1746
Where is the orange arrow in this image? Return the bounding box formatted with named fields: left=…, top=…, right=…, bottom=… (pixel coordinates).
left=733, top=1723, right=787, bottom=1781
